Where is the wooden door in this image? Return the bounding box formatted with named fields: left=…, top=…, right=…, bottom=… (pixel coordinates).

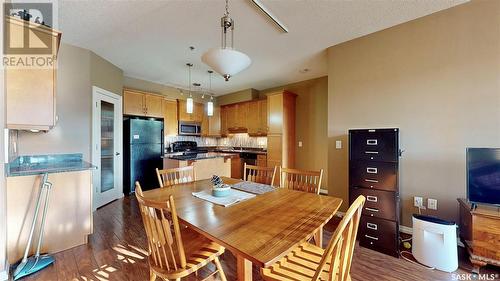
left=247, top=101, right=259, bottom=135
left=209, top=107, right=221, bottom=136
left=258, top=99, right=268, bottom=134
left=220, top=106, right=228, bottom=136
left=6, top=68, right=56, bottom=129
left=123, top=90, right=145, bottom=116
left=144, top=94, right=163, bottom=117
left=267, top=93, right=283, bottom=134
left=256, top=155, right=267, bottom=167
left=267, top=134, right=282, bottom=168
left=162, top=99, right=178, bottom=136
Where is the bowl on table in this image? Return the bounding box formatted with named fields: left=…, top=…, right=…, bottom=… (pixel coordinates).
left=212, top=184, right=231, bottom=197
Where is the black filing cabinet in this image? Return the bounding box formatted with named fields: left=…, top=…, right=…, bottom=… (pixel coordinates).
left=349, top=128, right=400, bottom=257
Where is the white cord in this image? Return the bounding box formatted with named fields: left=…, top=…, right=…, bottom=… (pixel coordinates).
left=400, top=251, right=435, bottom=270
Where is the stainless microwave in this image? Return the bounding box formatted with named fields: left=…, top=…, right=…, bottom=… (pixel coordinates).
left=179, top=121, right=201, bottom=136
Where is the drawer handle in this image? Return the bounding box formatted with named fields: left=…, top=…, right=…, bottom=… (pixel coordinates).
left=367, top=196, right=378, bottom=202
left=367, top=139, right=378, bottom=145
left=367, top=223, right=378, bottom=230
left=365, top=151, right=379, bottom=154
left=366, top=167, right=378, bottom=174
left=365, top=234, right=379, bottom=241
left=365, top=207, right=379, bottom=212
left=364, top=179, right=379, bottom=183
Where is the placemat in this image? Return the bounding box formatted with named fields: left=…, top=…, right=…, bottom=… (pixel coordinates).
left=192, top=189, right=256, bottom=207
left=232, top=181, right=275, bottom=195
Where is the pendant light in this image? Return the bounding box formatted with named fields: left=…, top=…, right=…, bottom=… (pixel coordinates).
left=186, top=63, right=194, bottom=114
left=201, top=0, right=251, bottom=81
left=207, top=70, right=214, bottom=116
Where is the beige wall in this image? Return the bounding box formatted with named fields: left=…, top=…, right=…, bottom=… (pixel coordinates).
left=260, top=77, right=329, bottom=189
left=91, top=52, right=123, bottom=95
left=124, top=76, right=213, bottom=104
left=217, top=88, right=259, bottom=106
left=327, top=0, right=500, bottom=226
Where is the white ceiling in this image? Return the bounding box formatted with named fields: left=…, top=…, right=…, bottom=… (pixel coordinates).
left=59, top=0, right=468, bottom=95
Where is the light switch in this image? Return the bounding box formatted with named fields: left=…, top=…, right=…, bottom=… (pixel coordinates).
left=298, top=141, right=303, bottom=147
left=335, top=140, right=342, bottom=149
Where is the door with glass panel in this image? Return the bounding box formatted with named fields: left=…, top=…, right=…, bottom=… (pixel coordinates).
left=92, top=86, right=123, bottom=209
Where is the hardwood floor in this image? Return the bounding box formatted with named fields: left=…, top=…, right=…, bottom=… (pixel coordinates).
left=20, top=196, right=499, bottom=281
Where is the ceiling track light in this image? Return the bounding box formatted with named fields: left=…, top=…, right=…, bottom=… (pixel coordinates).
left=250, top=0, right=289, bottom=33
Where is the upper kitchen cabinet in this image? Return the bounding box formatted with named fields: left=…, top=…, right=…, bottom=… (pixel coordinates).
left=5, top=16, right=61, bottom=130
left=247, top=99, right=267, bottom=136
left=123, top=88, right=163, bottom=118
left=202, top=106, right=221, bottom=137
left=162, top=99, right=178, bottom=136
left=178, top=100, right=203, bottom=123
left=266, top=91, right=296, bottom=168
left=220, top=99, right=266, bottom=135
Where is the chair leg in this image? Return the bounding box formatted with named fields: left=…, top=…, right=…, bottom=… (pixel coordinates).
left=213, top=256, right=228, bottom=281
left=150, top=269, right=157, bottom=281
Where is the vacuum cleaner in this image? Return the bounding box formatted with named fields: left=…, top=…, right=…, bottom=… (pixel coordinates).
left=13, top=173, right=55, bottom=280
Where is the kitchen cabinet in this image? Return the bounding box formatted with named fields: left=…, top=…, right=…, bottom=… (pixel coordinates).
left=123, top=89, right=163, bottom=118
left=247, top=100, right=267, bottom=136
left=5, top=16, right=61, bottom=130
left=231, top=155, right=242, bottom=179
left=162, top=99, right=178, bottom=136
left=257, top=154, right=267, bottom=167
left=178, top=100, right=204, bottom=123
left=220, top=99, right=267, bottom=135
left=201, top=106, right=221, bottom=137
left=266, top=91, right=296, bottom=168
left=259, top=99, right=268, bottom=134
left=221, top=106, right=228, bottom=136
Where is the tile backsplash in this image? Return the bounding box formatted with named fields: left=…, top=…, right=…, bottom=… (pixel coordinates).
left=166, top=133, right=267, bottom=149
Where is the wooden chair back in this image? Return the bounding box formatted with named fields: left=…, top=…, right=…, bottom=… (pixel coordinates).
left=156, top=166, right=195, bottom=188
left=244, top=163, right=277, bottom=186
left=135, top=182, right=187, bottom=272
left=279, top=167, right=324, bottom=194
left=312, top=196, right=366, bottom=281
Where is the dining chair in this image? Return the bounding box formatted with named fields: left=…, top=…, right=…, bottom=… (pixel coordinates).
left=279, top=167, right=324, bottom=195
left=135, top=182, right=228, bottom=281
left=244, top=163, right=277, bottom=186
left=261, top=195, right=366, bottom=281
left=156, top=166, right=195, bottom=188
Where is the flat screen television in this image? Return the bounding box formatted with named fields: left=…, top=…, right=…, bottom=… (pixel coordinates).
left=467, top=148, right=500, bottom=206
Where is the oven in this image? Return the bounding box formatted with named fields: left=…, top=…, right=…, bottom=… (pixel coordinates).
left=179, top=121, right=201, bottom=136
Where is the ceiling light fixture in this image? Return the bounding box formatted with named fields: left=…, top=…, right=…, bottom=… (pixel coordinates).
left=207, top=70, right=214, bottom=116
left=201, top=0, right=251, bottom=81
left=186, top=63, right=194, bottom=114
left=250, top=0, right=289, bottom=33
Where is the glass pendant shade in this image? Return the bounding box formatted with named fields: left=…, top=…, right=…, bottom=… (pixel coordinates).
left=207, top=101, right=214, bottom=116
left=186, top=97, right=194, bottom=114
left=202, top=48, right=251, bottom=81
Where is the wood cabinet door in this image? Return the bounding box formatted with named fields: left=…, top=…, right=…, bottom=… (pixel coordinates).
left=209, top=107, right=221, bottom=136
left=226, top=104, right=237, bottom=129
left=162, top=99, right=178, bottom=136
left=256, top=155, right=267, bottom=167
left=145, top=95, right=163, bottom=117
left=220, top=106, right=228, bottom=136
left=177, top=100, right=193, bottom=122
left=123, top=90, right=145, bottom=116
left=247, top=101, right=259, bottom=134
left=236, top=102, right=249, bottom=129
left=194, top=103, right=204, bottom=123
left=201, top=107, right=209, bottom=136
left=6, top=68, right=56, bottom=129
left=267, top=134, right=282, bottom=168
left=267, top=93, right=283, bottom=134
left=258, top=99, right=268, bottom=134
left=231, top=156, right=243, bottom=179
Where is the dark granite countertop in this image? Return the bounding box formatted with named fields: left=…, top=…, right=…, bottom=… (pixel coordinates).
left=7, top=153, right=96, bottom=177
left=166, top=152, right=237, bottom=161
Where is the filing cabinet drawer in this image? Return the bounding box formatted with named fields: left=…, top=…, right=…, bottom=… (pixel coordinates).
left=350, top=188, right=398, bottom=221
left=358, top=215, right=399, bottom=257
left=349, top=129, right=398, bottom=162
left=349, top=161, right=397, bottom=191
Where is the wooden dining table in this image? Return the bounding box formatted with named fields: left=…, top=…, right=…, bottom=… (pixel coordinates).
left=142, top=177, right=343, bottom=281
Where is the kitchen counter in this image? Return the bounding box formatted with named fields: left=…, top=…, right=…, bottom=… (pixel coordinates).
left=7, top=153, right=95, bottom=177
left=166, top=152, right=237, bottom=161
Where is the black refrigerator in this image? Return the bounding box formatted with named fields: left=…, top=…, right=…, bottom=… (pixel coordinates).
left=124, top=118, right=163, bottom=194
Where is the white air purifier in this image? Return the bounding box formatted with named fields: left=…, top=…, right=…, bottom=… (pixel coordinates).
left=412, top=214, right=458, bottom=272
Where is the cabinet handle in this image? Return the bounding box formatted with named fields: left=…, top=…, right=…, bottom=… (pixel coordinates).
left=367, top=139, right=378, bottom=145
left=364, top=179, right=379, bottom=183
left=365, top=234, right=379, bottom=241
left=367, top=196, right=378, bottom=202
left=366, top=167, right=378, bottom=174
left=365, top=151, right=379, bottom=154
left=367, top=223, right=378, bottom=230
left=365, top=207, right=379, bottom=212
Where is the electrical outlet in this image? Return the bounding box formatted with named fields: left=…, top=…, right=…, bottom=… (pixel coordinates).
left=428, top=198, right=438, bottom=210
left=414, top=196, right=423, bottom=208
left=336, top=140, right=342, bottom=149
left=298, top=141, right=303, bottom=147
